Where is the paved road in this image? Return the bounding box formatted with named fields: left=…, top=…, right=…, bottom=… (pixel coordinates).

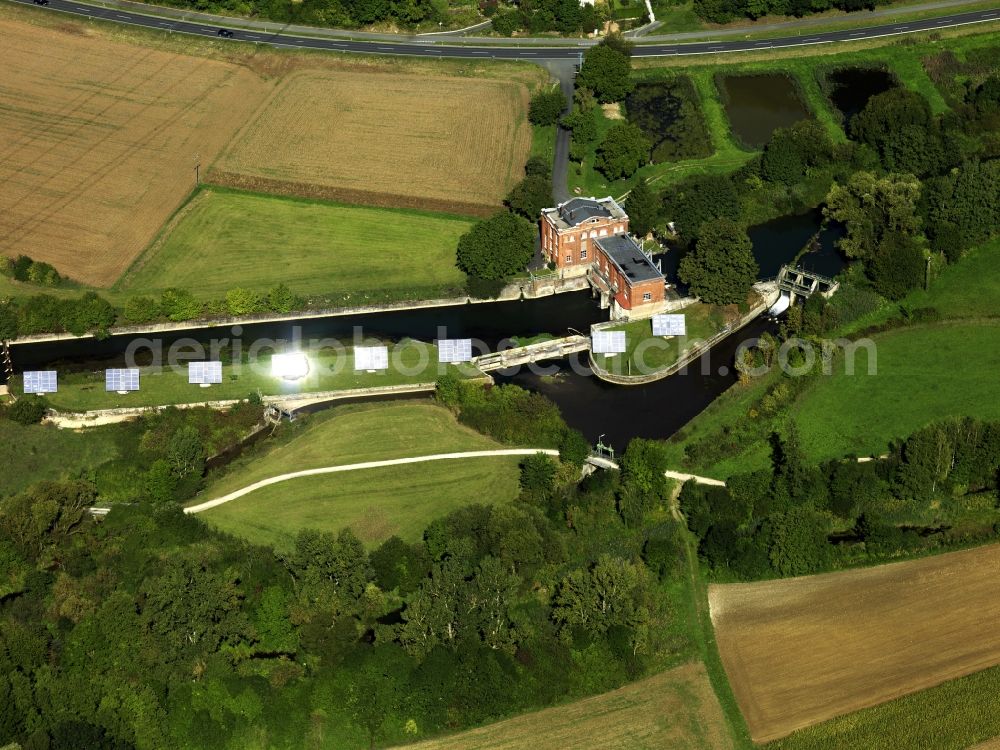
left=12, top=0, right=1000, bottom=58
left=183, top=449, right=560, bottom=514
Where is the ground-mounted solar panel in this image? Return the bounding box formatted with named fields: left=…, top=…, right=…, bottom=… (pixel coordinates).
left=591, top=331, right=627, bottom=355
left=354, top=346, right=389, bottom=371
left=188, top=361, right=223, bottom=385
left=438, top=338, right=473, bottom=363
left=652, top=314, right=686, bottom=337
left=23, top=370, right=58, bottom=394
left=105, top=368, right=140, bottom=392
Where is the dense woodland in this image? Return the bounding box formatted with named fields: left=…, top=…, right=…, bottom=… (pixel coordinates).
left=0, top=380, right=696, bottom=749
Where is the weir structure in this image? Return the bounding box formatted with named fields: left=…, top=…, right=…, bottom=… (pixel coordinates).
left=775, top=265, right=840, bottom=303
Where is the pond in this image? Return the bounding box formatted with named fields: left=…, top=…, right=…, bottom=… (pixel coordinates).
left=625, top=78, right=712, bottom=163
left=718, top=73, right=811, bottom=149
left=825, top=66, right=897, bottom=124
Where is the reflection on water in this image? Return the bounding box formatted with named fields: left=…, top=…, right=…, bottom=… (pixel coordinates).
left=719, top=73, right=811, bottom=148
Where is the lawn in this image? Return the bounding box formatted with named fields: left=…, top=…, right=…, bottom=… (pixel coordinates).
left=194, top=400, right=524, bottom=548
left=791, top=321, right=1000, bottom=462
left=591, top=302, right=729, bottom=377
left=200, top=400, right=506, bottom=499
left=117, top=189, right=473, bottom=300
left=199, top=456, right=523, bottom=549
left=20, top=340, right=479, bottom=412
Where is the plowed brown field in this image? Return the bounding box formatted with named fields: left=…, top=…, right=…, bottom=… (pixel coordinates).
left=710, top=544, right=1000, bottom=743
left=0, top=18, right=270, bottom=285
left=214, top=69, right=532, bottom=214
left=406, top=661, right=734, bottom=750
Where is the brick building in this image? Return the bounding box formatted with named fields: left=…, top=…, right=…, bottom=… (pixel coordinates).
left=591, top=234, right=666, bottom=315
left=540, top=197, right=629, bottom=274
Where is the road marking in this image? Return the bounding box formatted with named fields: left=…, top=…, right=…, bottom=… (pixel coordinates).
left=804, top=37, right=819, bottom=42
left=116, top=13, right=129, bottom=18
left=849, top=31, right=865, bottom=36
left=894, top=25, right=909, bottom=31
left=709, top=44, right=723, bottom=49
left=755, top=41, right=770, bottom=46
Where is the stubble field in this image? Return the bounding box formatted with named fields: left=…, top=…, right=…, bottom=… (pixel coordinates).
left=213, top=69, right=533, bottom=216
left=710, top=544, right=1000, bottom=743
left=0, top=17, right=270, bottom=285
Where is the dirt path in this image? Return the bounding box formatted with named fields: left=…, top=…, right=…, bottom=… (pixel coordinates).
left=184, top=449, right=559, bottom=514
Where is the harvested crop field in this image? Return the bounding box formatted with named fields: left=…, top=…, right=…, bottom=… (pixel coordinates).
left=0, top=17, right=270, bottom=285
left=407, top=661, right=734, bottom=750
left=710, top=544, right=1000, bottom=743
left=214, top=69, right=532, bottom=215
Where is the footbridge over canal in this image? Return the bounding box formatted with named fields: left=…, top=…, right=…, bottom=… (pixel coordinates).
left=472, top=334, right=590, bottom=372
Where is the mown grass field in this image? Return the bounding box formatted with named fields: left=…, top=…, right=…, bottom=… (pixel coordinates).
left=790, top=321, right=1000, bottom=461
left=710, top=543, right=1000, bottom=743
left=0, top=13, right=270, bottom=286
left=196, top=401, right=523, bottom=548
left=201, top=401, right=505, bottom=498
left=200, top=456, right=522, bottom=549
left=407, top=661, right=734, bottom=750
left=118, top=189, right=472, bottom=299
left=215, top=68, right=534, bottom=215
left=19, top=341, right=478, bottom=412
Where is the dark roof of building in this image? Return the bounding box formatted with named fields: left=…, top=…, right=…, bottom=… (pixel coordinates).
left=558, top=198, right=611, bottom=226
left=595, top=234, right=664, bottom=284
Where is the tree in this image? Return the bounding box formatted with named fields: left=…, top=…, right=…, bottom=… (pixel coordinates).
left=456, top=212, right=535, bottom=282
left=562, top=107, right=599, bottom=162
left=528, top=87, right=566, bottom=126
left=559, top=428, right=590, bottom=467
left=624, top=179, right=660, bottom=237
left=0, top=297, right=18, bottom=341
left=850, top=88, right=939, bottom=174
left=576, top=43, right=633, bottom=103
left=661, top=172, right=743, bottom=242
left=761, top=120, right=834, bottom=184
left=552, top=554, right=651, bottom=643
left=763, top=505, right=831, bottom=577
left=519, top=453, right=558, bottom=494
left=122, top=295, right=161, bottom=324
left=524, top=155, right=551, bottom=178
left=65, top=292, right=117, bottom=337
left=595, top=123, right=650, bottom=181
left=505, top=174, right=553, bottom=220
left=159, top=288, right=202, bottom=322
left=287, top=528, right=372, bottom=609
left=679, top=218, right=758, bottom=305
left=167, top=426, right=204, bottom=479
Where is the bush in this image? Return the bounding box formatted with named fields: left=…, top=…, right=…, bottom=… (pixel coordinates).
left=122, top=296, right=162, bottom=325
left=6, top=395, right=49, bottom=425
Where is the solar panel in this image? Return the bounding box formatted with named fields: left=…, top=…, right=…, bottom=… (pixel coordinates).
left=438, top=338, right=473, bottom=363
left=105, top=368, right=140, bottom=392
left=188, top=361, right=223, bottom=385
left=591, top=331, right=627, bottom=355
left=354, top=346, right=389, bottom=371
left=652, top=314, right=687, bottom=337
left=23, top=370, right=57, bottom=394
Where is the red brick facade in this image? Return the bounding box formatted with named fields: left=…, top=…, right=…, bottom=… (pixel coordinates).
left=593, top=250, right=665, bottom=310
left=539, top=198, right=629, bottom=270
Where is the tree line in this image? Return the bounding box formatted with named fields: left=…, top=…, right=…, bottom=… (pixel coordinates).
left=681, top=418, right=1000, bottom=580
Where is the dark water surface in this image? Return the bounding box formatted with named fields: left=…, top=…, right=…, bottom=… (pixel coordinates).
left=825, top=66, right=897, bottom=123
left=718, top=73, right=811, bottom=148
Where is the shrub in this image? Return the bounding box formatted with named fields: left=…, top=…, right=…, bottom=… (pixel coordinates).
left=6, top=395, right=49, bottom=425
left=528, top=88, right=566, bottom=126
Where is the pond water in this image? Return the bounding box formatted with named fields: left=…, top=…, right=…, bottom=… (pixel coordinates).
left=718, top=73, right=811, bottom=148
left=825, top=66, right=897, bottom=123
left=748, top=209, right=847, bottom=279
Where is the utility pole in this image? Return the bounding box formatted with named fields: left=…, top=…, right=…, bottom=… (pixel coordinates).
left=925, top=255, right=932, bottom=292
left=194, top=162, right=200, bottom=186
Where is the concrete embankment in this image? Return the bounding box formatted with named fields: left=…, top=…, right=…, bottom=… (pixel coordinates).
left=44, top=382, right=437, bottom=429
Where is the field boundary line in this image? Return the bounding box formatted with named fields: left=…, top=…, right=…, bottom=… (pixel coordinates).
left=184, top=449, right=558, bottom=513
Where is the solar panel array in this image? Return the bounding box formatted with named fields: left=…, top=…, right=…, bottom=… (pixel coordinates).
left=23, top=370, right=58, bottom=394
left=652, top=314, right=687, bottom=337
left=105, top=368, right=140, bottom=392
left=591, top=331, right=627, bottom=354
left=188, top=361, right=223, bottom=384
left=438, top=338, right=473, bottom=363
left=354, top=346, right=389, bottom=371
